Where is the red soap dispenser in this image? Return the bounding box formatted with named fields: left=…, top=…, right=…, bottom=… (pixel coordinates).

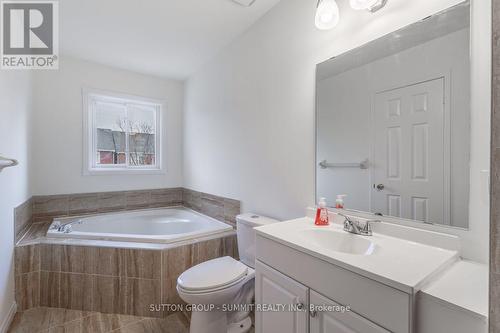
left=315, top=198, right=329, bottom=226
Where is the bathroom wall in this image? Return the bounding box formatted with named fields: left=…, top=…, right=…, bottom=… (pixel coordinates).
left=184, top=0, right=491, bottom=262
left=0, top=72, right=33, bottom=331
left=31, top=57, right=184, bottom=195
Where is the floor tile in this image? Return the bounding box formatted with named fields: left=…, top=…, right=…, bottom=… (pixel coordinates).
left=8, top=307, right=93, bottom=333
left=8, top=307, right=189, bottom=333
left=81, top=313, right=142, bottom=333
left=110, top=313, right=189, bottom=333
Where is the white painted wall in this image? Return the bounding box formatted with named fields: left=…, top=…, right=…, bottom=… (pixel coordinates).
left=184, top=0, right=490, bottom=262
left=317, top=28, right=470, bottom=228
left=32, top=57, right=184, bottom=195
left=0, top=72, right=33, bottom=330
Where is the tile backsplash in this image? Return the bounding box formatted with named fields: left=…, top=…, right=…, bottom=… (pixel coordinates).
left=182, top=189, right=240, bottom=226
left=32, top=188, right=184, bottom=223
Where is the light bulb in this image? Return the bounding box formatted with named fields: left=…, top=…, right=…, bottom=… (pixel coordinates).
left=349, top=0, right=379, bottom=10
left=315, top=0, right=340, bottom=30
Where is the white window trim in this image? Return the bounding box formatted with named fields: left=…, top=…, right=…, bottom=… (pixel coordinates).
left=82, top=87, right=166, bottom=176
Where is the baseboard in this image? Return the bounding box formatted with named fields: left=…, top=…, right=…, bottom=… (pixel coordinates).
left=0, top=302, right=17, bottom=333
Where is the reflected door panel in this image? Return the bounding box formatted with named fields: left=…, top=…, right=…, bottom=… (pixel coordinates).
left=372, top=78, right=447, bottom=224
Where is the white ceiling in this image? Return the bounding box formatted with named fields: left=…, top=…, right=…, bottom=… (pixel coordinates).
left=60, top=0, right=281, bottom=80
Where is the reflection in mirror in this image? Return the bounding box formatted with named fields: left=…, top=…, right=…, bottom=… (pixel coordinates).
left=316, top=2, right=470, bottom=228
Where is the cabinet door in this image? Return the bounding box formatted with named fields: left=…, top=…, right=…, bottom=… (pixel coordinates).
left=255, top=260, right=308, bottom=333
left=310, top=290, right=390, bottom=333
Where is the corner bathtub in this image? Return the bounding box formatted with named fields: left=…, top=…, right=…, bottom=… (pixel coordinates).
left=47, top=207, right=233, bottom=244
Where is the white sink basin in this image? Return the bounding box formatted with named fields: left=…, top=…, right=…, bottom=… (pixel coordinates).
left=299, top=229, right=376, bottom=255
left=255, top=217, right=460, bottom=293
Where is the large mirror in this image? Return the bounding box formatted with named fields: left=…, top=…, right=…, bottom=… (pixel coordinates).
left=316, top=2, right=470, bottom=228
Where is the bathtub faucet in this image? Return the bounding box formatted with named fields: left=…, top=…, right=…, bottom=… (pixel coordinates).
left=51, top=219, right=83, bottom=233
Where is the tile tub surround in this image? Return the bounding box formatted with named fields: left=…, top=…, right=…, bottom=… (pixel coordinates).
left=7, top=306, right=189, bottom=333
left=14, top=235, right=239, bottom=317
left=14, top=198, right=33, bottom=242
left=182, top=188, right=241, bottom=226
left=32, top=188, right=184, bottom=223
left=15, top=187, right=241, bottom=244
left=494, top=0, right=500, bottom=331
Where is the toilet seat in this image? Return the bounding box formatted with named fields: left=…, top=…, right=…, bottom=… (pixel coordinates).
left=178, top=274, right=249, bottom=295
left=177, top=256, right=250, bottom=294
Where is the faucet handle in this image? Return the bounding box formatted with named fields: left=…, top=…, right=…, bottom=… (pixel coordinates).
left=337, top=213, right=353, bottom=223
left=337, top=213, right=353, bottom=228
left=50, top=221, right=61, bottom=230
left=361, top=219, right=381, bottom=235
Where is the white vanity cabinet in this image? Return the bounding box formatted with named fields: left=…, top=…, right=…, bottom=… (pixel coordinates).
left=256, top=259, right=391, bottom=333
left=255, top=233, right=415, bottom=333
left=309, top=290, right=390, bottom=333
left=255, top=260, right=309, bottom=333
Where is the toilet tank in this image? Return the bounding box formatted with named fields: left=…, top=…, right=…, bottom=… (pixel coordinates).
left=236, top=213, right=279, bottom=268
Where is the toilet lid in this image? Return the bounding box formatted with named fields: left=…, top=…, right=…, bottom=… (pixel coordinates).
left=177, top=256, right=248, bottom=292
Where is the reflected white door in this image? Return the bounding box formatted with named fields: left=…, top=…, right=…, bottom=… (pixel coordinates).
left=372, top=78, right=447, bottom=223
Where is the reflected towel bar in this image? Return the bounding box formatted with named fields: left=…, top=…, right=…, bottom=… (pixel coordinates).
left=0, top=156, right=19, bottom=172
left=319, top=159, right=369, bottom=170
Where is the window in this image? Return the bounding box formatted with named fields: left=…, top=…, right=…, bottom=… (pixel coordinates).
left=83, top=89, right=163, bottom=174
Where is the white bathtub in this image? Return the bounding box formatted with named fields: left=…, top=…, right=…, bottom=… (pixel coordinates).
left=47, top=207, right=233, bottom=244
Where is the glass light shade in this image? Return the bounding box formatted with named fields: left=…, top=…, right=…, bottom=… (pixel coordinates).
left=315, top=0, right=340, bottom=30
left=349, top=0, right=379, bottom=10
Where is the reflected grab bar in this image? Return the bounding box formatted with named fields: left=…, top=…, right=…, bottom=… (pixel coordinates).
left=0, top=155, right=19, bottom=172
left=318, top=159, right=369, bottom=170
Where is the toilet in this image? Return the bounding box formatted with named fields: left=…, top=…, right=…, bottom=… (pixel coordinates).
left=177, top=213, right=278, bottom=333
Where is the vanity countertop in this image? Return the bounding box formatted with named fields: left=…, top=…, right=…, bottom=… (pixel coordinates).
left=420, top=260, right=488, bottom=319
left=255, top=217, right=460, bottom=294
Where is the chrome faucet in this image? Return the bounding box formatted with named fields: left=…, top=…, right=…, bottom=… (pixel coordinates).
left=338, top=213, right=380, bottom=236
left=50, top=219, right=83, bottom=233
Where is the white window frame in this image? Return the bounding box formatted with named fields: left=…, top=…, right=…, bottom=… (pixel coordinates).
left=82, top=88, right=165, bottom=175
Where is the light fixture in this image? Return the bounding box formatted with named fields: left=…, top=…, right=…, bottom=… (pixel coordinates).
left=315, top=0, right=340, bottom=30
left=350, top=0, right=388, bottom=12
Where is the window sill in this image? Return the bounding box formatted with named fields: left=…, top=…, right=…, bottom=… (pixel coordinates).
left=83, top=168, right=165, bottom=176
